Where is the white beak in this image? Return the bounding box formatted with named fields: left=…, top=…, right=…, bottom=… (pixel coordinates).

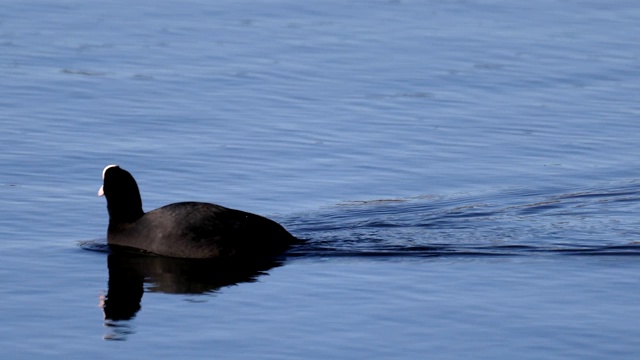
left=99, top=164, right=118, bottom=197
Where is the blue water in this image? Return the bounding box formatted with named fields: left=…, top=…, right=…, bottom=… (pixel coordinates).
left=2, top=0, right=640, bottom=358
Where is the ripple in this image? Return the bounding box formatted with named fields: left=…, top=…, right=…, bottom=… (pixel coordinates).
left=286, top=180, right=640, bottom=258
left=77, top=239, right=110, bottom=253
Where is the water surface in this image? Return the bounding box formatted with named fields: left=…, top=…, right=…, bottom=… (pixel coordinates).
left=2, top=0, right=640, bottom=358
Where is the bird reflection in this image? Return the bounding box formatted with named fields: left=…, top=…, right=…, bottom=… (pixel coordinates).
left=101, top=250, right=282, bottom=339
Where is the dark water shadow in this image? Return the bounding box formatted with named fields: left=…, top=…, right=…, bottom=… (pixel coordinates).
left=101, top=249, right=282, bottom=340
left=286, top=242, right=640, bottom=258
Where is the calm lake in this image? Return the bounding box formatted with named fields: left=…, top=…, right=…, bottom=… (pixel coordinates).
left=2, top=0, right=640, bottom=358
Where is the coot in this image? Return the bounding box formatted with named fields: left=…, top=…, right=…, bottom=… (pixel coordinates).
left=98, top=165, right=297, bottom=258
